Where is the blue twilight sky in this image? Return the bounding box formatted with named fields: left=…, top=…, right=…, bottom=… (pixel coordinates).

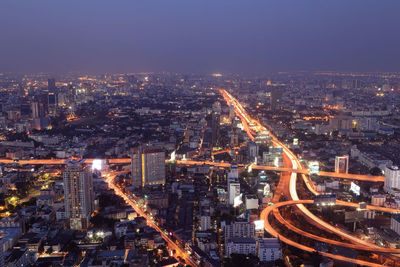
left=0, top=0, right=399, bottom=74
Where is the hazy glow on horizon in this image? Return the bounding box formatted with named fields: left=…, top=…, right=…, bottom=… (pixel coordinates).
left=1, top=0, right=400, bottom=73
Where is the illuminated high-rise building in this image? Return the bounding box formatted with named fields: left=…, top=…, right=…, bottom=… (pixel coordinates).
left=63, top=160, right=94, bottom=230
left=384, top=166, right=400, bottom=192
left=335, top=155, right=349, bottom=174
left=131, top=147, right=166, bottom=187
left=229, top=104, right=235, bottom=121
left=227, top=165, right=240, bottom=205
left=37, top=93, right=49, bottom=116
left=211, top=101, right=221, bottom=147
left=48, top=78, right=56, bottom=91
left=269, top=87, right=282, bottom=111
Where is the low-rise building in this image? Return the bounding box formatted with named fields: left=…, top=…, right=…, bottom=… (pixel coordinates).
left=225, top=237, right=256, bottom=257
left=257, top=238, right=281, bottom=262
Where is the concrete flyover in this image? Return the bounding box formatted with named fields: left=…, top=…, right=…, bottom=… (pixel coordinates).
left=261, top=200, right=400, bottom=266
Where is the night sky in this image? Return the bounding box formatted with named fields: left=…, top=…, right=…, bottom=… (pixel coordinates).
left=1, top=0, right=399, bottom=74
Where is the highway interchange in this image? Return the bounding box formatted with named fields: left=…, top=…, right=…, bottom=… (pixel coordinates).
left=0, top=89, right=397, bottom=266
left=221, top=89, right=400, bottom=266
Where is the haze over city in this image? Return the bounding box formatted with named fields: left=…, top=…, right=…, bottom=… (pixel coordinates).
left=1, top=0, right=400, bottom=73
left=1, top=1, right=400, bottom=267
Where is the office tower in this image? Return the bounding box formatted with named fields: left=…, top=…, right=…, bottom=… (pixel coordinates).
left=38, top=93, right=49, bottom=115
left=384, top=166, right=400, bottom=192
left=63, top=160, right=94, bottom=230
left=20, top=103, right=31, bottom=117
left=48, top=92, right=57, bottom=106
left=131, top=147, right=166, bottom=187
left=248, top=142, right=258, bottom=160
left=211, top=101, right=221, bottom=146
left=335, top=155, right=349, bottom=174
left=269, top=87, right=282, bottom=111
left=227, top=165, right=240, bottom=205
left=229, top=104, right=235, bottom=121
left=48, top=78, right=56, bottom=91
left=211, top=111, right=220, bottom=147
left=227, top=165, right=239, bottom=184
left=68, top=85, right=75, bottom=103
left=31, top=102, right=40, bottom=119
left=228, top=182, right=241, bottom=206
left=32, top=94, right=49, bottom=118
left=211, top=112, right=220, bottom=146
left=48, top=92, right=58, bottom=115
left=18, top=83, right=25, bottom=97
left=352, top=79, right=359, bottom=89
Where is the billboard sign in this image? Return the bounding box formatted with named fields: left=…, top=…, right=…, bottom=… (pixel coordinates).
left=308, top=161, right=319, bottom=174
left=254, top=220, right=264, bottom=231
left=350, top=182, right=360, bottom=196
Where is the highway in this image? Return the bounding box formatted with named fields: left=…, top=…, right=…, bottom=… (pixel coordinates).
left=0, top=90, right=392, bottom=265
left=0, top=159, right=384, bottom=182
left=104, top=171, right=198, bottom=266
left=261, top=200, right=398, bottom=267
left=221, top=89, right=399, bottom=266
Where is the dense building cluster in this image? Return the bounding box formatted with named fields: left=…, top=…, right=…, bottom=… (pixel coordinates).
left=0, top=71, right=400, bottom=266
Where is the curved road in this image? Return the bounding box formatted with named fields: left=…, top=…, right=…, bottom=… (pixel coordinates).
left=261, top=200, right=397, bottom=267
left=221, top=89, right=399, bottom=266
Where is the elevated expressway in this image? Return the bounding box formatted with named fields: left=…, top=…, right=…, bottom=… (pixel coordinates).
left=0, top=159, right=384, bottom=182
left=221, top=89, right=400, bottom=266
left=0, top=91, right=392, bottom=265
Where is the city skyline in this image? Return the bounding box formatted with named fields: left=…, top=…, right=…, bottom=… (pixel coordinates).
left=1, top=1, right=400, bottom=266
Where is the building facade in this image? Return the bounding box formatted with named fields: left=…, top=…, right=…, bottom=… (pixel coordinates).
left=63, top=160, right=94, bottom=230
left=131, top=147, right=166, bottom=187
left=335, top=155, right=349, bottom=174
left=225, top=221, right=255, bottom=241
left=225, top=237, right=256, bottom=257
left=384, top=166, right=400, bottom=192
left=258, top=238, right=281, bottom=262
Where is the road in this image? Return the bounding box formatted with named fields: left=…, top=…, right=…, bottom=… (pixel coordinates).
left=104, top=172, right=198, bottom=267
left=0, top=89, right=391, bottom=265
left=0, top=159, right=384, bottom=182
left=221, top=89, right=399, bottom=266
left=261, top=200, right=399, bottom=267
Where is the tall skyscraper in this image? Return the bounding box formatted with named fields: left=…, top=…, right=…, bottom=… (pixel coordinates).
left=384, top=166, right=400, bottom=192
left=335, top=155, right=349, bottom=174
left=227, top=165, right=241, bottom=205
left=32, top=93, right=49, bottom=117
left=48, top=78, right=56, bottom=91
left=31, top=102, right=40, bottom=119
left=229, top=104, right=235, bottom=121
left=211, top=112, right=220, bottom=146
left=68, top=84, right=75, bottom=104
left=269, top=87, right=282, bottom=111
left=131, top=147, right=166, bottom=187
left=63, top=160, right=94, bottom=230
left=48, top=92, right=58, bottom=115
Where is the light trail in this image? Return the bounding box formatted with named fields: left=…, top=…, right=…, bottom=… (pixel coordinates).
left=104, top=172, right=197, bottom=266
left=261, top=200, right=395, bottom=266
left=220, top=89, right=398, bottom=265
left=272, top=206, right=400, bottom=253
left=0, top=89, right=390, bottom=265
left=0, top=158, right=384, bottom=182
